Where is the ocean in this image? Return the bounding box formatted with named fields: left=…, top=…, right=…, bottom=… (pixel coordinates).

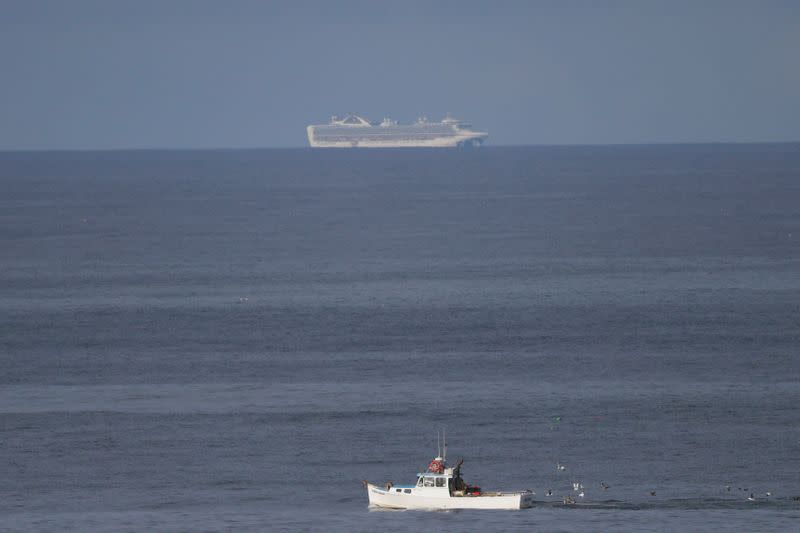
left=1, top=145, right=799, bottom=531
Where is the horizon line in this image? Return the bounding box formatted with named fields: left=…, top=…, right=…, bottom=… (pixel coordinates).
left=1, top=140, right=799, bottom=154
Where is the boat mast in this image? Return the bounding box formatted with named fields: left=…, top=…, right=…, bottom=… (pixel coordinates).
left=443, top=428, right=447, bottom=462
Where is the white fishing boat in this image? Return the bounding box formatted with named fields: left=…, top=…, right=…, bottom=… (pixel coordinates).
left=364, top=434, right=533, bottom=510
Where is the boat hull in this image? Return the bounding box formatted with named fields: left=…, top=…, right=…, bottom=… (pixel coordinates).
left=306, top=125, right=487, bottom=148
left=366, top=483, right=533, bottom=510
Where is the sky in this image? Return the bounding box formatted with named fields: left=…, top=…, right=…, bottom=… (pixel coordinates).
left=1, top=0, right=798, bottom=149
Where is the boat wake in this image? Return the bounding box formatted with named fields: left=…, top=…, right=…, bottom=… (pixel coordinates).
left=532, top=496, right=798, bottom=511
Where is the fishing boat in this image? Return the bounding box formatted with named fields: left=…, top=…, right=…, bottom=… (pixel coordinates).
left=364, top=434, right=533, bottom=510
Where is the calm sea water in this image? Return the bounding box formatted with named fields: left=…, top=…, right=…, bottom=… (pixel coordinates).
left=1, top=145, right=799, bottom=531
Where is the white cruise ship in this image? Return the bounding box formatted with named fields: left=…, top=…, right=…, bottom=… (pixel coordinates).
left=306, top=114, right=488, bottom=148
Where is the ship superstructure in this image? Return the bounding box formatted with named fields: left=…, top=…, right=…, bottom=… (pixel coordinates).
left=306, top=114, right=487, bottom=148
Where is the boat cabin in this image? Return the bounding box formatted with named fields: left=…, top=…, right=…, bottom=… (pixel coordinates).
left=407, top=458, right=479, bottom=497
left=416, top=472, right=450, bottom=489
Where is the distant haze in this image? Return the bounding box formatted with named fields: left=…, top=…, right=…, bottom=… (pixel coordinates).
left=1, top=0, right=798, bottom=149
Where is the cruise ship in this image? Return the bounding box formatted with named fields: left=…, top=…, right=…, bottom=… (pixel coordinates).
left=306, top=114, right=488, bottom=148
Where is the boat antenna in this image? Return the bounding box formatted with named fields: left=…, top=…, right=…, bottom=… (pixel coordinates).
left=443, top=428, right=447, bottom=461
left=437, top=430, right=441, bottom=458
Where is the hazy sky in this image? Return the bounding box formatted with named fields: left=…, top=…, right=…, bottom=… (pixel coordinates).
left=1, top=0, right=798, bottom=149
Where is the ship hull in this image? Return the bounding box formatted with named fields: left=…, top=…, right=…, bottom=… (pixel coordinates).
left=366, top=483, right=533, bottom=510
left=306, top=125, right=487, bottom=148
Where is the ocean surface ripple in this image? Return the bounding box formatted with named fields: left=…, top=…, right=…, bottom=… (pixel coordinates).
left=1, top=145, right=799, bottom=531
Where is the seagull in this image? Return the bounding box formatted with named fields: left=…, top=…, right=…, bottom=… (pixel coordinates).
left=747, top=493, right=756, bottom=501
left=725, top=485, right=731, bottom=492
left=546, top=489, right=553, bottom=496
left=765, top=492, right=772, bottom=497
left=650, top=491, right=656, bottom=496
left=557, top=462, right=566, bottom=471
left=600, top=482, right=610, bottom=490
left=578, top=491, right=585, bottom=498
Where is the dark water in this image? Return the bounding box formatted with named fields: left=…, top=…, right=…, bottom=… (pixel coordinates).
left=1, top=145, right=799, bottom=531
